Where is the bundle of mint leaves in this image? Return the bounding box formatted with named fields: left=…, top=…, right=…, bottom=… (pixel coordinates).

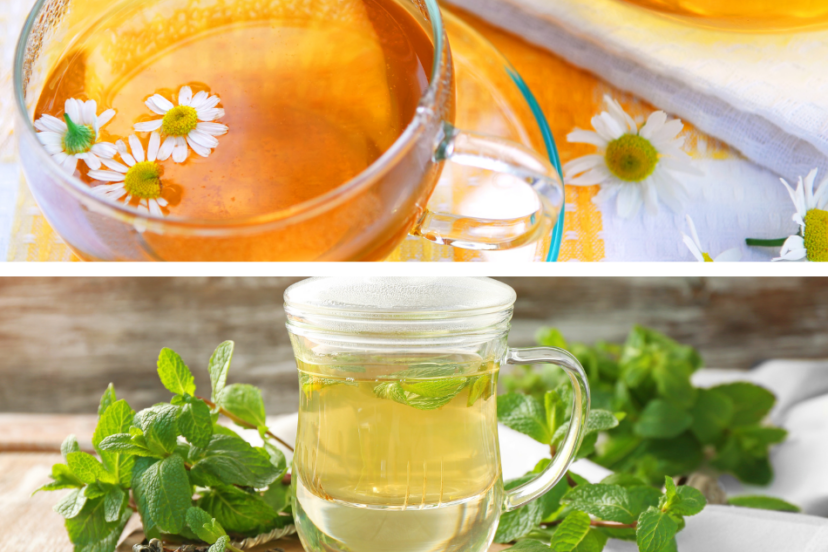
left=496, top=325, right=798, bottom=552
left=35, top=341, right=293, bottom=552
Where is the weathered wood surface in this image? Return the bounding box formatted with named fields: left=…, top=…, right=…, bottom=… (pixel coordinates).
left=0, top=416, right=510, bottom=552
left=1, top=277, right=827, bottom=414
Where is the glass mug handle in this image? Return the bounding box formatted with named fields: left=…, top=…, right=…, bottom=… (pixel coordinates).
left=410, top=122, right=565, bottom=251
left=502, top=346, right=591, bottom=512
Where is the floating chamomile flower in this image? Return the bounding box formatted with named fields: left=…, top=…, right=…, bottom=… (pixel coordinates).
left=773, top=169, right=828, bottom=262
left=681, top=215, right=741, bottom=262
left=564, top=95, right=702, bottom=218
left=87, top=132, right=169, bottom=216
left=134, top=85, right=228, bottom=163
left=34, top=98, right=117, bottom=173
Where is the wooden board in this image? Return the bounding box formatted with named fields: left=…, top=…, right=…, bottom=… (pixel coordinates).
left=1, top=277, right=828, bottom=415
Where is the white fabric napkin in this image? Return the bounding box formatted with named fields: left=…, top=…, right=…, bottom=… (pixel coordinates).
left=443, top=0, right=828, bottom=184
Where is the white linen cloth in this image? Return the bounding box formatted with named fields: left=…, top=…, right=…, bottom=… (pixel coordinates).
left=443, top=0, right=828, bottom=185
left=263, top=358, right=828, bottom=551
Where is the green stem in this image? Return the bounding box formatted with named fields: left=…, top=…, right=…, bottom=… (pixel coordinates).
left=745, top=238, right=787, bottom=247
left=63, top=112, right=80, bottom=133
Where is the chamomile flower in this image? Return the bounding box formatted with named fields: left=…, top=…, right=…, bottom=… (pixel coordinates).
left=564, top=95, right=701, bottom=218
left=87, top=132, right=169, bottom=216
left=134, top=85, right=227, bottom=163
left=34, top=98, right=117, bottom=173
left=773, top=169, right=828, bottom=262
left=682, top=215, right=741, bottom=262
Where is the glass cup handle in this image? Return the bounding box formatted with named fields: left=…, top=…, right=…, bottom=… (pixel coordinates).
left=409, top=122, right=565, bottom=251
left=502, top=346, right=591, bottom=512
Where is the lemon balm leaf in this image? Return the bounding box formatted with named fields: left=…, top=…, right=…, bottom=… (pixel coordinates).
left=157, top=347, right=196, bottom=396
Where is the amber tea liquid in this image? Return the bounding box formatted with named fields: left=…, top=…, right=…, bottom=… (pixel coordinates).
left=293, top=353, right=502, bottom=552
left=35, top=0, right=433, bottom=222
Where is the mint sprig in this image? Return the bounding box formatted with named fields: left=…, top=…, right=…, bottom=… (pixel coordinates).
left=38, top=341, right=293, bottom=552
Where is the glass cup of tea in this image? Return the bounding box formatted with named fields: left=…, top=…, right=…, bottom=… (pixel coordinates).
left=13, top=0, right=564, bottom=261
left=283, top=277, right=590, bottom=552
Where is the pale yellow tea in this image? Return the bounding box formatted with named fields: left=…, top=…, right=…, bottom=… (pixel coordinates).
left=33, top=0, right=435, bottom=260
left=293, top=354, right=502, bottom=552
left=620, top=0, right=828, bottom=31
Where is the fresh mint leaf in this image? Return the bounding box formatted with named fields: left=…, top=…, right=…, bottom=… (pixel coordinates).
left=639, top=433, right=704, bottom=483
left=139, top=454, right=192, bottom=534
left=467, top=374, right=494, bottom=406
left=140, top=403, right=180, bottom=455
left=209, top=535, right=230, bottom=552
left=627, top=486, right=662, bottom=518
left=498, top=393, right=552, bottom=444
left=190, top=434, right=281, bottom=488
left=197, top=484, right=284, bottom=535
left=634, top=400, right=692, bottom=439
left=373, top=381, right=407, bottom=405
left=711, top=428, right=782, bottom=485
left=262, top=481, right=291, bottom=513
left=537, top=327, right=568, bottom=349
left=263, top=441, right=287, bottom=477
left=65, top=496, right=123, bottom=547
left=34, top=463, right=85, bottom=494
left=98, top=384, right=117, bottom=418
left=66, top=451, right=115, bottom=485
left=545, top=390, right=567, bottom=435
left=54, top=488, right=88, bottom=519
left=551, top=410, right=619, bottom=449
left=103, top=485, right=125, bottom=522
left=218, top=384, right=267, bottom=428
left=660, top=477, right=705, bottom=516
left=504, top=540, right=552, bottom=551
left=131, top=457, right=160, bottom=537
left=636, top=507, right=678, bottom=552
left=74, top=508, right=132, bottom=552
left=712, top=382, right=775, bottom=427
left=187, top=506, right=227, bottom=543
left=652, top=360, right=696, bottom=410
left=599, top=473, right=647, bottom=488
left=209, top=341, right=235, bottom=404
left=83, top=481, right=109, bottom=499
left=97, top=434, right=160, bottom=457
left=178, top=396, right=213, bottom=448
left=494, top=473, right=548, bottom=543
left=549, top=510, right=591, bottom=551
left=728, top=495, right=800, bottom=512
left=562, top=484, right=636, bottom=524
left=157, top=347, right=196, bottom=396
left=93, top=399, right=136, bottom=486
left=689, top=388, right=733, bottom=444
left=61, top=435, right=81, bottom=459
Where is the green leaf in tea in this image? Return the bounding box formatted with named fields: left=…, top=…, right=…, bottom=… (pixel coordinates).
left=467, top=374, right=493, bottom=406
left=727, top=495, right=801, bottom=512
left=209, top=341, right=235, bottom=404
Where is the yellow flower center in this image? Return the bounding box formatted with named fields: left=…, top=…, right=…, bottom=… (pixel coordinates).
left=804, top=209, right=828, bottom=262
left=604, top=134, right=659, bottom=182
left=702, top=252, right=714, bottom=262
left=161, top=105, right=198, bottom=136
left=124, top=161, right=162, bottom=199
left=62, top=113, right=94, bottom=155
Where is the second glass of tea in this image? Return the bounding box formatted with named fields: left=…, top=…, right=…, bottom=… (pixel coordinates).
left=284, top=277, right=590, bottom=552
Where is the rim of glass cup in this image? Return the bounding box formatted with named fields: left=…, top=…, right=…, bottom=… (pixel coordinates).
left=13, top=0, right=446, bottom=235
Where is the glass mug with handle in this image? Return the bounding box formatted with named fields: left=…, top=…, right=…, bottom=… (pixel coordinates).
left=14, top=0, right=564, bottom=261
left=284, top=277, right=589, bottom=552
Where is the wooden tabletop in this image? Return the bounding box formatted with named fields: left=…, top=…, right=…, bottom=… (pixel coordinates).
left=0, top=415, right=509, bottom=551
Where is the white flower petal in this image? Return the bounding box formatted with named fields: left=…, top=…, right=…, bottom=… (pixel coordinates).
left=599, top=112, right=625, bottom=140
left=134, top=119, right=163, bottom=132
left=52, top=151, right=68, bottom=165
left=566, top=165, right=612, bottom=186
left=685, top=215, right=703, bottom=251
left=91, top=142, right=117, bottom=159
left=88, top=169, right=127, bottom=181
left=651, top=119, right=684, bottom=144
left=714, top=248, right=743, bottom=262
left=62, top=153, right=78, bottom=173
left=148, top=199, right=164, bottom=216
left=803, top=168, right=819, bottom=209
left=566, top=129, right=607, bottom=149
left=191, top=93, right=220, bottom=111
left=101, top=157, right=129, bottom=173
left=157, top=136, right=176, bottom=161
left=616, top=184, right=643, bottom=218
left=64, top=99, right=81, bottom=124
left=642, top=180, right=659, bottom=215
left=35, top=114, right=67, bottom=133
left=179, top=86, right=193, bottom=107
left=639, top=111, right=667, bottom=140
left=97, top=109, right=116, bottom=128
left=813, top=175, right=828, bottom=210
left=128, top=135, right=145, bottom=163
left=186, top=136, right=212, bottom=157
left=603, top=96, right=637, bottom=134
left=682, top=234, right=705, bottom=262
left=37, top=131, right=63, bottom=146
left=156, top=197, right=168, bottom=207
left=189, top=91, right=210, bottom=109
left=773, top=235, right=807, bottom=262
left=147, top=131, right=161, bottom=162
left=82, top=151, right=102, bottom=170
left=196, top=122, right=228, bottom=136
left=172, top=136, right=189, bottom=163
left=591, top=184, right=620, bottom=206
left=187, top=128, right=219, bottom=148
left=563, top=154, right=604, bottom=178
left=81, top=100, right=97, bottom=126
left=42, top=142, right=64, bottom=155
left=196, top=107, right=223, bottom=121
left=150, top=94, right=174, bottom=113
